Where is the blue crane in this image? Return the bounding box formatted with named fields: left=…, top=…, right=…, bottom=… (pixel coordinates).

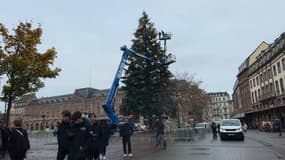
left=102, top=45, right=176, bottom=126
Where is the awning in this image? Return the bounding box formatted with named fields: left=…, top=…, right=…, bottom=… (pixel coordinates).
left=233, top=112, right=245, bottom=118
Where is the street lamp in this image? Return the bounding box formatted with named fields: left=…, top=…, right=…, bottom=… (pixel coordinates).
left=176, top=95, right=181, bottom=128
left=174, top=79, right=181, bottom=128
left=159, top=30, right=172, bottom=53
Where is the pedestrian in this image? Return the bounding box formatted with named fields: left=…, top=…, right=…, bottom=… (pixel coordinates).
left=0, top=125, right=9, bottom=160
left=87, top=113, right=100, bottom=160
left=119, top=117, right=133, bottom=158
left=0, top=121, right=8, bottom=159
left=211, top=122, right=217, bottom=139
left=243, top=122, right=248, bottom=133
left=99, top=119, right=112, bottom=160
left=56, top=110, right=72, bottom=160
left=277, top=119, right=282, bottom=136
left=69, top=111, right=90, bottom=160
left=217, top=123, right=220, bottom=133
left=7, top=118, right=30, bottom=160
left=152, top=117, right=164, bottom=146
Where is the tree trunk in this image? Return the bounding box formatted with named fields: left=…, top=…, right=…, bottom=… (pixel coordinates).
left=5, top=99, right=12, bottom=127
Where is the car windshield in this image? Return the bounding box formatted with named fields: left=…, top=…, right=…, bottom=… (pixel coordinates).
left=221, top=120, right=241, bottom=126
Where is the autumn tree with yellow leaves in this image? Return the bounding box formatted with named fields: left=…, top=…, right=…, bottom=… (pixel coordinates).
left=0, top=22, right=61, bottom=126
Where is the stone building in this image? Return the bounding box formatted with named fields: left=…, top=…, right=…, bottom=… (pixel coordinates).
left=11, top=88, right=124, bottom=130
left=208, top=92, right=233, bottom=121
left=233, top=32, right=285, bottom=128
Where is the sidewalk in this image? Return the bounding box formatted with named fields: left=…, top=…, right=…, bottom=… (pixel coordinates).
left=246, top=129, right=285, bottom=157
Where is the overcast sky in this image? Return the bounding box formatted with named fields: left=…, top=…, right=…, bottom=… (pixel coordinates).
left=1, top=0, right=285, bottom=111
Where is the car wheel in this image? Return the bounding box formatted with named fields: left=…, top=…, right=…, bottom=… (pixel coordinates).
left=220, top=136, right=224, bottom=141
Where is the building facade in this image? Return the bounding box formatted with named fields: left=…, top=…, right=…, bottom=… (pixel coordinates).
left=10, top=88, right=124, bottom=130
left=208, top=92, right=233, bottom=121
left=233, top=32, right=285, bottom=128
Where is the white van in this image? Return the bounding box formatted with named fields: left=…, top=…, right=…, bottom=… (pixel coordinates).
left=219, top=119, right=244, bottom=141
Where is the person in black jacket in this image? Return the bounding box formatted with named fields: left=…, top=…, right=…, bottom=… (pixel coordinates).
left=69, top=111, right=90, bottom=160
left=0, top=121, right=8, bottom=159
left=56, top=110, right=72, bottom=160
left=7, top=118, right=30, bottom=160
left=87, top=113, right=100, bottom=160
left=119, top=117, right=133, bottom=157
left=211, top=122, right=217, bottom=139
left=99, top=120, right=112, bottom=160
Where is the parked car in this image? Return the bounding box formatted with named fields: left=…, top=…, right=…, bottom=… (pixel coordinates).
left=258, top=121, right=273, bottom=132
left=135, top=123, right=147, bottom=131
left=194, top=122, right=209, bottom=129
left=219, top=119, right=244, bottom=141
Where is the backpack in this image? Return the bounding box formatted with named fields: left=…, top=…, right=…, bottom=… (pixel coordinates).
left=8, top=128, right=30, bottom=153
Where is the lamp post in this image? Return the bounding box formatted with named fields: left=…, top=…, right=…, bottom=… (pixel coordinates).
left=41, top=114, right=46, bottom=130
left=177, top=95, right=181, bottom=128
left=175, top=79, right=181, bottom=128
left=159, top=30, right=172, bottom=53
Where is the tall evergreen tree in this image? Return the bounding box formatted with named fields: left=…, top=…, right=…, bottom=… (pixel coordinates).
left=120, top=12, right=176, bottom=119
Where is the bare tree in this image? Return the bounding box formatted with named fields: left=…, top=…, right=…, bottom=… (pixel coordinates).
left=175, top=72, right=210, bottom=125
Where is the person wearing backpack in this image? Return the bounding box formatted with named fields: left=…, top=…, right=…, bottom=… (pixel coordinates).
left=119, top=117, right=134, bottom=158
left=8, top=118, right=30, bottom=160
left=0, top=122, right=7, bottom=159
left=99, top=119, right=112, bottom=160
left=56, top=110, right=72, bottom=160
left=0, top=121, right=9, bottom=160
left=86, top=113, right=100, bottom=160
left=69, top=111, right=90, bottom=160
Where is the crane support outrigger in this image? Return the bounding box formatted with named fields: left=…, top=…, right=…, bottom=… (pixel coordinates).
left=102, top=45, right=176, bottom=126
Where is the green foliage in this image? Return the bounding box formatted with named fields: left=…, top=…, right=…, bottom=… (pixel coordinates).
left=0, top=22, right=61, bottom=125
left=120, top=12, right=175, bottom=118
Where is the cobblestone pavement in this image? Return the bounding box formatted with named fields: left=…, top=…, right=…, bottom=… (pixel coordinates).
left=26, top=133, right=165, bottom=160
left=12, top=130, right=285, bottom=160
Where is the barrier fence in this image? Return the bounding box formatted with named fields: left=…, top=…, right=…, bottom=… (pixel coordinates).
left=28, top=127, right=210, bottom=145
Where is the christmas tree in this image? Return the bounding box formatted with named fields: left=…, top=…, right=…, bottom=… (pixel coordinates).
left=120, top=12, right=176, bottom=120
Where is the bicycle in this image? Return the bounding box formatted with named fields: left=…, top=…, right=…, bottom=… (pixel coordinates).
left=156, top=133, right=167, bottom=150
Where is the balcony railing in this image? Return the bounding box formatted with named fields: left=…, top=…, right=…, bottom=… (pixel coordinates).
left=259, top=92, right=276, bottom=101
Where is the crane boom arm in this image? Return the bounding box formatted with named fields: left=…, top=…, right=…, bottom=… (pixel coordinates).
left=103, top=46, right=175, bottom=126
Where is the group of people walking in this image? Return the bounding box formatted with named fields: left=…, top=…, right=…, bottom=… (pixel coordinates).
left=56, top=110, right=134, bottom=160
left=0, top=110, right=135, bottom=160
left=56, top=110, right=113, bottom=160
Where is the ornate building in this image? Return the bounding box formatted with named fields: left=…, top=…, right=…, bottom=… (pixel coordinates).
left=11, top=88, right=124, bottom=130
left=233, top=32, right=285, bottom=128
left=208, top=92, right=233, bottom=121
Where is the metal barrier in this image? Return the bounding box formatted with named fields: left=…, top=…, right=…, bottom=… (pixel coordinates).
left=169, top=128, right=209, bottom=142
left=27, top=127, right=209, bottom=146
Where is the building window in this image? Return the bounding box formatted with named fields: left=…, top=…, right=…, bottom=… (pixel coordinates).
left=270, top=83, right=274, bottom=93
left=258, top=89, right=261, bottom=100
left=263, top=72, right=266, bottom=82
left=250, top=80, right=252, bottom=88
left=282, top=58, right=285, bottom=70
left=253, top=79, right=256, bottom=87
left=277, top=62, right=281, bottom=74
left=273, top=65, right=277, bottom=76
left=251, top=92, right=255, bottom=103
left=280, top=78, right=285, bottom=93
left=261, top=86, right=264, bottom=95
left=268, top=69, right=272, bottom=79
left=275, top=80, right=280, bottom=95
left=256, top=76, right=259, bottom=85
left=254, top=90, right=258, bottom=103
